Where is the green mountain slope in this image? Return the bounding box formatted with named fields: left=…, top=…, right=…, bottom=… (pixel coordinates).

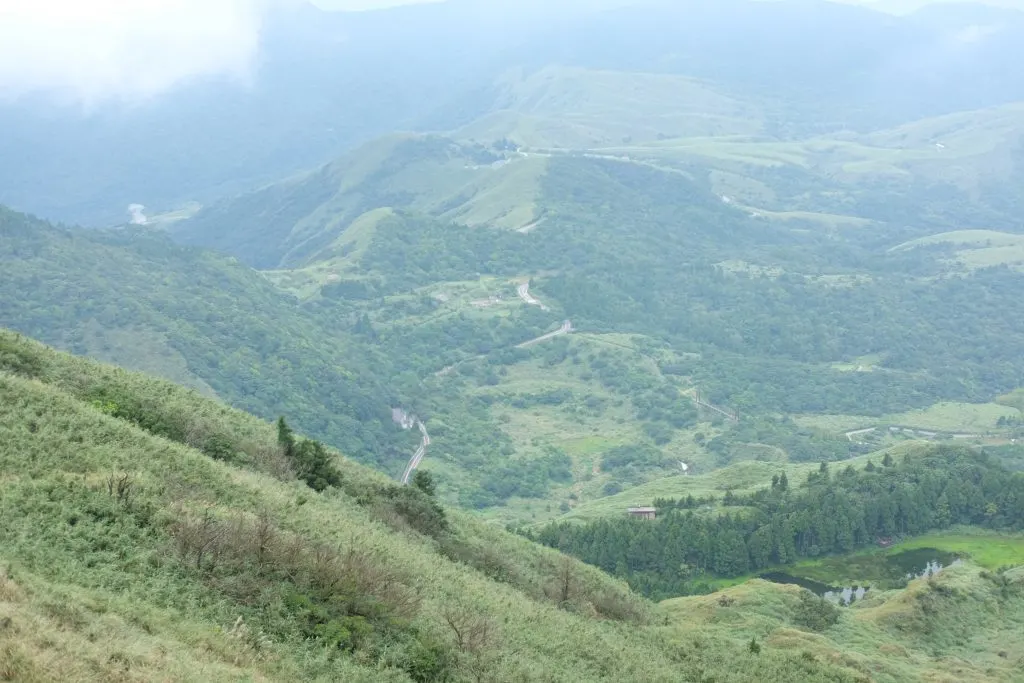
left=0, top=206, right=408, bottom=470
left=0, top=330, right=880, bottom=682
left=158, top=140, right=1024, bottom=520
left=453, top=66, right=765, bottom=149
left=174, top=136, right=547, bottom=269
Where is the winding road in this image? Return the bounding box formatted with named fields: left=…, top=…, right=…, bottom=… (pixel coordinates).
left=843, top=425, right=984, bottom=443
left=400, top=420, right=431, bottom=485
left=403, top=281, right=573, bottom=483
left=517, top=282, right=550, bottom=311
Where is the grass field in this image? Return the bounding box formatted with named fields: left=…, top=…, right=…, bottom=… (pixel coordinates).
left=891, top=229, right=1024, bottom=271
left=884, top=529, right=1024, bottom=570
left=795, top=401, right=1021, bottom=438
left=559, top=453, right=881, bottom=523
left=997, top=388, right=1024, bottom=412
left=560, top=443, right=936, bottom=522
left=744, top=208, right=874, bottom=230
left=435, top=155, right=547, bottom=231
left=883, top=402, right=1019, bottom=433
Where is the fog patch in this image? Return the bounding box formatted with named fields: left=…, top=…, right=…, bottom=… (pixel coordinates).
left=0, top=0, right=280, bottom=104
left=128, top=204, right=148, bottom=225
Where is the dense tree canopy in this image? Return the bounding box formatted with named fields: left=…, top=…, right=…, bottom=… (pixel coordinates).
left=528, top=446, right=1024, bottom=599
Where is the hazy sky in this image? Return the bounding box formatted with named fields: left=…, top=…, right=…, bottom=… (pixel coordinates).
left=0, top=0, right=435, bottom=104
left=0, top=0, right=1020, bottom=104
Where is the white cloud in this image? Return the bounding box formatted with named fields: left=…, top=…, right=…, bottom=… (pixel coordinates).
left=0, top=0, right=441, bottom=104
left=0, top=0, right=277, bottom=104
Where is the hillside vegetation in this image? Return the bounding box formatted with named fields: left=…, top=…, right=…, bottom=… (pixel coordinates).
left=0, top=207, right=412, bottom=472
left=661, top=562, right=1024, bottom=683
left=7, top=3, right=1024, bottom=526
left=532, top=443, right=1024, bottom=598
left=0, top=329, right=882, bottom=682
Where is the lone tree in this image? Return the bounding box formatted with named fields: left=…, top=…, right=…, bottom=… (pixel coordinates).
left=277, top=416, right=295, bottom=457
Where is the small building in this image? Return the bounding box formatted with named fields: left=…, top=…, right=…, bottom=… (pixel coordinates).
left=627, top=507, right=657, bottom=521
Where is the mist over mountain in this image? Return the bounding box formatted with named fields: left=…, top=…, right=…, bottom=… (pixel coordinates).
left=5, top=2, right=1024, bottom=681
left=2, top=0, right=1023, bottom=224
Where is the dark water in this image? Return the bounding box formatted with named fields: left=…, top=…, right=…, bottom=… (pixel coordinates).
left=760, top=548, right=962, bottom=605
left=885, top=548, right=960, bottom=579
left=759, top=572, right=867, bottom=605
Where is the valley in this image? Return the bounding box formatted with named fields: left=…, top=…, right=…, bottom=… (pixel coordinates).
left=4, top=0, right=1024, bottom=680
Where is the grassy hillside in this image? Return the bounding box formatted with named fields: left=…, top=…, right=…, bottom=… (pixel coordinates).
left=661, top=561, right=1024, bottom=683
left=174, top=136, right=547, bottom=270
left=0, top=330, right=882, bottom=682
left=454, top=66, right=765, bottom=149
left=892, top=229, right=1024, bottom=271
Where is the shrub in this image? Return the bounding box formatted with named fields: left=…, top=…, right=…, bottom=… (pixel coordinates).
left=382, top=486, right=449, bottom=540
left=0, top=335, right=43, bottom=378
left=793, top=591, right=840, bottom=632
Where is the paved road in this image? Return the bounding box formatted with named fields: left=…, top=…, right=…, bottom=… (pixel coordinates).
left=845, top=427, right=877, bottom=442
left=401, top=420, right=431, bottom=485
left=516, top=320, right=573, bottom=348
left=844, top=424, right=984, bottom=443
left=517, top=282, right=550, bottom=311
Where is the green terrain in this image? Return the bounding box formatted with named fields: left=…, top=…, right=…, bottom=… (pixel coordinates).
left=2, top=332, right=1023, bottom=682
left=5, top=1, right=1024, bottom=679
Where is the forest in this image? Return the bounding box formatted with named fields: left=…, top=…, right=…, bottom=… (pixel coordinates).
left=345, top=157, right=1024, bottom=417
left=527, top=446, right=1024, bottom=599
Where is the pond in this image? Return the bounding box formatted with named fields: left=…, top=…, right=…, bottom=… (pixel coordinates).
left=760, top=547, right=963, bottom=605
left=759, top=572, right=867, bottom=605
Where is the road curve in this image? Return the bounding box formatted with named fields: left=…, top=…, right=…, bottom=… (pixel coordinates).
left=516, top=320, right=573, bottom=348
left=517, top=281, right=550, bottom=311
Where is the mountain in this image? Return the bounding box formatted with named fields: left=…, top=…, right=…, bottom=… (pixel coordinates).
left=0, top=206, right=410, bottom=470
left=4, top=0, right=1024, bottom=226
left=159, top=129, right=1024, bottom=520
left=2, top=330, right=1023, bottom=682
left=172, top=135, right=548, bottom=269
left=8, top=0, right=1024, bottom=523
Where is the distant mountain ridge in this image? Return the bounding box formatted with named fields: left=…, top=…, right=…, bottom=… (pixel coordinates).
left=3, top=0, right=1024, bottom=225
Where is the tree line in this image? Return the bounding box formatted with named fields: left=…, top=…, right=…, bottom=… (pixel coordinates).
left=526, top=446, right=1024, bottom=599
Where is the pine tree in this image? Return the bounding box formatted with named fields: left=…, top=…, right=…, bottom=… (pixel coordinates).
left=277, top=416, right=295, bottom=457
